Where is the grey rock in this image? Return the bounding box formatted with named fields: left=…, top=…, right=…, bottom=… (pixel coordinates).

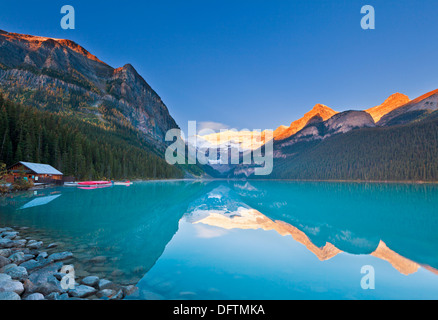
left=48, top=252, right=73, bottom=262
left=8, top=252, right=25, bottom=264
left=81, top=276, right=99, bottom=287
left=0, top=273, right=11, bottom=282
left=20, top=258, right=53, bottom=272
left=59, top=293, right=70, bottom=300
left=23, top=279, right=36, bottom=295
left=123, top=285, right=139, bottom=297
left=20, top=259, right=40, bottom=272
left=98, top=279, right=116, bottom=290
left=96, top=289, right=115, bottom=298
left=46, top=292, right=60, bottom=300
left=4, top=265, right=28, bottom=281
left=1, top=231, right=18, bottom=240
left=110, top=289, right=124, bottom=300
left=0, top=278, right=24, bottom=295
left=28, top=262, right=63, bottom=286
left=0, top=249, right=12, bottom=258
left=68, top=285, right=97, bottom=298
left=0, top=256, right=10, bottom=268
left=23, top=254, right=35, bottom=263
left=1, top=263, right=17, bottom=273
left=34, top=281, right=63, bottom=296
left=0, top=227, right=13, bottom=233
left=27, top=269, right=66, bottom=296
left=47, top=275, right=67, bottom=292
left=47, top=243, right=58, bottom=249
left=23, top=293, right=45, bottom=300
left=37, top=252, right=48, bottom=260
left=0, top=239, right=13, bottom=248
left=0, top=291, right=21, bottom=300
left=10, top=239, right=27, bottom=247
left=27, top=241, right=43, bottom=249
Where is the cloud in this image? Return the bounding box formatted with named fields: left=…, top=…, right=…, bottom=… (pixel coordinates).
left=197, top=121, right=230, bottom=135
left=193, top=224, right=229, bottom=239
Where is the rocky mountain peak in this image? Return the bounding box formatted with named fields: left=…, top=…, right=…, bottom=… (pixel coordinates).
left=274, top=104, right=337, bottom=141
left=0, top=29, right=179, bottom=146
left=378, top=88, right=438, bottom=126
left=0, top=29, right=105, bottom=65
left=366, top=93, right=411, bottom=122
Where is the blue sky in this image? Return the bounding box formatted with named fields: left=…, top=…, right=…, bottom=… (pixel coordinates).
left=1, top=0, right=437, bottom=134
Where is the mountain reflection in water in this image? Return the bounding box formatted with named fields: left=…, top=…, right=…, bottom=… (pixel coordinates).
left=1, top=180, right=438, bottom=299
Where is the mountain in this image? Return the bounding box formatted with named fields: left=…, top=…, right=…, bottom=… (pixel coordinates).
left=0, top=29, right=202, bottom=179
left=268, top=114, right=438, bottom=181
left=378, top=88, right=438, bottom=126
left=0, top=29, right=178, bottom=148
left=365, top=93, right=411, bottom=122
left=0, top=94, right=184, bottom=179
left=275, top=110, right=375, bottom=149
left=195, top=130, right=267, bottom=152
left=274, top=104, right=338, bottom=140
left=224, top=89, right=438, bottom=181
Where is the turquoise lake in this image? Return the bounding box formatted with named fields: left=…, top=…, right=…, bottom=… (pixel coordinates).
left=1, top=180, right=438, bottom=300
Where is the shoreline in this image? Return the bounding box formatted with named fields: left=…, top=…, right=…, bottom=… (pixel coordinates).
left=146, top=178, right=438, bottom=185
left=5, top=178, right=436, bottom=195
left=0, top=225, right=138, bottom=300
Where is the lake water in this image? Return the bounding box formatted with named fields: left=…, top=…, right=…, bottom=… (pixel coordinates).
left=1, top=180, right=438, bottom=300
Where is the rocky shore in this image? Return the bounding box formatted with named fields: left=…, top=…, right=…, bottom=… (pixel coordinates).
left=0, top=226, right=138, bottom=300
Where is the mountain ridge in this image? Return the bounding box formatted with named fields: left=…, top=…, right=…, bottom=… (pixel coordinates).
left=274, top=104, right=338, bottom=140
left=366, top=93, right=411, bottom=122
left=0, top=29, right=178, bottom=148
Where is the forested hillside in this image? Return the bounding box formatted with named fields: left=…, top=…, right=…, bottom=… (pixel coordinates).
left=0, top=94, right=184, bottom=180
left=269, top=114, right=438, bottom=181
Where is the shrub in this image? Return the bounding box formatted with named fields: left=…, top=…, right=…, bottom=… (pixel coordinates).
left=12, top=178, right=34, bottom=191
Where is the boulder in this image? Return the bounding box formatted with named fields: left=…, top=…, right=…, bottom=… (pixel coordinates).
left=81, top=276, right=99, bottom=287
left=23, top=293, right=45, bottom=300
left=45, top=292, right=60, bottom=300
left=110, top=289, right=124, bottom=300
left=123, top=285, right=139, bottom=297
left=1, top=263, right=17, bottom=273
left=0, top=277, right=24, bottom=295
left=0, top=249, right=12, bottom=258
left=0, top=256, right=10, bottom=268
left=0, top=239, right=13, bottom=248
left=27, top=241, right=43, bottom=250
left=37, top=252, right=48, bottom=260
left=0, top=291, right=21, bottom=300
left=48, top=252, right=73, bottom=262
left=68, top=285, right=97, bottom=298
left=4, top=265, right=28, bottom=281
left=47, top=243, right=59, bottom=249
left=98, top=279, right=117, bottom=290
left=96, top=289, right=115, bottom=298
left=8, top=252, right=25, bottom=265
left=28, top=262, right=64, bottom=286
left=1, top=231, right=18, bottom=240
left=10, top=239, right=27, bottom=247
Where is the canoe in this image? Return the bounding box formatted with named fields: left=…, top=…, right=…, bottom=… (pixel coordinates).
left=64, top=182, right=78, bottom=187
left=114, top=181, right=133, bottom=186
left=77, top=181, right=112, bottom=187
